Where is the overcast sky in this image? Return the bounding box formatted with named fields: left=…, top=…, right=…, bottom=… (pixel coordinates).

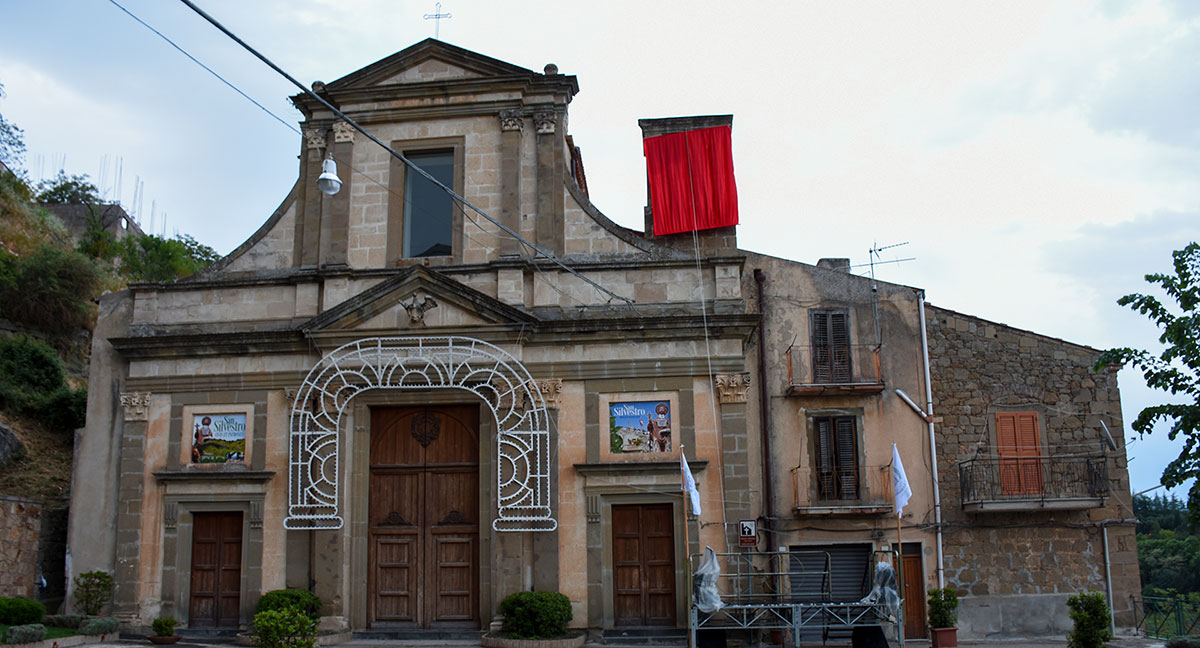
left=2, top=0, right=1198, bottom=500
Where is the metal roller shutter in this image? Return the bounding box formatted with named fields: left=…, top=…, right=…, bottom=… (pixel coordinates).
left=789, top=543, right=873, bottom=641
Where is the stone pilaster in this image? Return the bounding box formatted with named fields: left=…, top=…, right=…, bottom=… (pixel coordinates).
left=499, top=109, right=524, bottom=256
left=113, top=392, right=151, bottom=617
left=534, top=110, right=564, bottom=256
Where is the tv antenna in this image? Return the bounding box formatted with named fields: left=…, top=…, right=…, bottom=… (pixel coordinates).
left=851, top=241, right=915, bottom=282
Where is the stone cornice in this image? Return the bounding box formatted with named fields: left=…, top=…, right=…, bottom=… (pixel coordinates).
left=573, top=460, right=708, bottom=476
left=110, top=330, right=308, bottom=358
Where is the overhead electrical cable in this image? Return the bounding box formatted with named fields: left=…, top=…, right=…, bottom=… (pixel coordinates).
left=176, top=0, right=634, bottom=307
left=109, top=0, right=607, bottom=314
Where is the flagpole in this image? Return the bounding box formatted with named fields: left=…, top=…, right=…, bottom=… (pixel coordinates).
left=680, top=444, right=695, bottom=648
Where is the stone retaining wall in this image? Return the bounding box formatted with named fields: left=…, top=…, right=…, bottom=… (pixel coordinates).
left=0, top=496, right=42, bottom=598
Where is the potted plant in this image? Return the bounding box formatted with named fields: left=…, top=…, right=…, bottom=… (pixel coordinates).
left=927, top=587, right=959, bottom=648
left=149, top=616, right=181, bottom=644
left=482, top=591, right=584, bottom=648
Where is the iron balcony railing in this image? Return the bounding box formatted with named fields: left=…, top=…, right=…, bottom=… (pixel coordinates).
left=787, top=344, right=883, bottom=393
left=958, top=454, right=1108, bottom=509
left=792, top=464, right=894, bottom=512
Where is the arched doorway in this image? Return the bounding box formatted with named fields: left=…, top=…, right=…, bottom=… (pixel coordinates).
left=286, top=336, right=555, bottom=532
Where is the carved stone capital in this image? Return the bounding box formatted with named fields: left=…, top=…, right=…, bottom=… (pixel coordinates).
left=714, top=373, right=752, bottom=405
left=533, top=111, right=556, bottom=135
left=249, top=500, right=264, bottom=529
left=535, top=378, right=564, bottom=410
left=163, top=502, right=177, bottom=530
left=498, top=109, right=524, bottom=132
left=120, top=392, right=151, bottom=421
left=303, top=128, right=327, bottom=150
left=332, top=121, right=355, bottom=143
left=586, top=495, right=600, bottom=524
left=284, top=387, right=297, bottom=404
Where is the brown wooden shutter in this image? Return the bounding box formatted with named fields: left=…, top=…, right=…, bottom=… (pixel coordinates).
left=834, top=417, right=858, bottom=499
left=996, top=412, right=1043, bottom=495
left=829, top=312, right=852, bottom=382
left=811, top=312, right=831, bottom=383
left=811, top=311, right=852, bottom=383
left=815, top=417, right=836, bottom=498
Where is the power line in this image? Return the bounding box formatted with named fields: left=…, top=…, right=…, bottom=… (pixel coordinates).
left=108, top=0, right=300, bottom=136
left=177, top=0, right=634, bottom=307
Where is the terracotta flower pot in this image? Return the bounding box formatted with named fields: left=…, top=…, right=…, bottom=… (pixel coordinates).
left=929, top=626, right=957, bottom=648
left=148, top=635, right=182, bottom=645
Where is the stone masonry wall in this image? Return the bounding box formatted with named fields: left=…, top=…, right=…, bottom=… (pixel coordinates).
left=0, top=496, right=42, bottom=598
left=926, top=305, right=1140, bottom=633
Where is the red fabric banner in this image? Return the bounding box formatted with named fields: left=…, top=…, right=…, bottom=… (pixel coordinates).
left=643, top=125, right=739, bottom=236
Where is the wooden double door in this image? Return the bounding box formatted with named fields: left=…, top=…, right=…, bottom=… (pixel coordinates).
left=369, top=406, right=480, bottom=628
left=189, top=512, right=243, bottom=627
left=613, top=503, right=676, bottom=626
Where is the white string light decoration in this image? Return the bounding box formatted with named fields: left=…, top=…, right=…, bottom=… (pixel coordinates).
left=286, top=336, right=555, bottom=532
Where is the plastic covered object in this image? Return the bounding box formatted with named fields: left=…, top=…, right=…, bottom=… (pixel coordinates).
left=858, top=561, right=901, bottom=623
left=694, top=546, right=725, bottom=613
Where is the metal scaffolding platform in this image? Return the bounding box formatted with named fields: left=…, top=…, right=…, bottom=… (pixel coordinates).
left=689, top=550, right=903, bottom=647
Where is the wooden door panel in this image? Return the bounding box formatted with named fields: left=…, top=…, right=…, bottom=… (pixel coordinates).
left=189, top=512, right=242, bottom=628
left=373, top=535, right=419, bottom=622
left=370, top=406, right=479, bottom=629
left=612, top=504, right=676, bottom=627
left=900, top=554, right=925, bottom=638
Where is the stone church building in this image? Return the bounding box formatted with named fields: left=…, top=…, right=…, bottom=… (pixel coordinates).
left=69, top=40, right=1139, bottom=639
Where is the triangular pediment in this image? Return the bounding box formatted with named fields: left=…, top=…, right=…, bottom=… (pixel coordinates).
left=327, top=39, right=536, bottom=91
left=301, top=266, right=537, bottom=333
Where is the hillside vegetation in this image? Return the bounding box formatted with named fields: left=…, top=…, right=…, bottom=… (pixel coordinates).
left=0, top=93, right=219, bottom=501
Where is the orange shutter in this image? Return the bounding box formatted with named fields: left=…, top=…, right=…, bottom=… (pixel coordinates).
left=996, top=412, right=1043, bottom=496
left=996, top=413, right=1022, bottom=495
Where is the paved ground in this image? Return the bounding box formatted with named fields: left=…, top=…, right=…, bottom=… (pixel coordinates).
left=83, top=636, right=1168, bottom=648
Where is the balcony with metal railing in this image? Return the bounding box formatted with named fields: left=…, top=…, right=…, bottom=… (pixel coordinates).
left=786, top=344, right=885, bottom=396
left=792, top=464, right=894, bottom=515
left=958, top=454, right=1109, bottom=512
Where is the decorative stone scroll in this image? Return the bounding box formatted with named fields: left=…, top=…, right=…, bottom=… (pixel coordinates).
left=120, top=392, right=151, bottom=422
left=303, top=128, right=327, bottom=150
left=536, top=378, right=564, bottom=410
left=498, top=109, right=524, bottom=132
left=332, top=121, right=356, bottom=143
left=533, top=111, right=556, bottom=135
left=286, top=336, right=555, bottom=532
left=714, top=373, right=752, bottom=404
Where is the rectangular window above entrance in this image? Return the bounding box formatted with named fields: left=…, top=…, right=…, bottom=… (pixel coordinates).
left=387, top=138, right=464, bottom=265
left=403, top=150, right=454, bottom=258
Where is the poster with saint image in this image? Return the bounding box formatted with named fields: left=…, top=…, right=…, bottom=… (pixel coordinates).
left=191, top=413, right=247, bottom=463
left=609, top=401, right=672, bottom=454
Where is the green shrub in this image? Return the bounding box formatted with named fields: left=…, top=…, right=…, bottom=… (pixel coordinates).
left=0, top=244, right=98, bottom=334
left=1067, top=590, right=1113, bottom=648
left=252, top=608, right=316, bottom=648
left=79, top=617, right=119, bottom=636
left=499, top=591, right=572, bottom=639
left=73, top=570, right=114, bottom=616
left=5, top=623, right=46, bottom=644
left=927, top=587, right=959, bottom=629
left=42, top=614, right=85, bottom=629
left=0, top=597, right=46, bottom=625
left=35, top=385, right=88, bottom=434
left=151, top=616, right=177, bottom=637
left=0, top=335, right=64, bottom=412
left=256, top=589, right=321, bottom=621
left=1166, top=637, right=1200, bottom=648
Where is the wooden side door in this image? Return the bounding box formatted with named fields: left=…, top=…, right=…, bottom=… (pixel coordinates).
left=612, top=503, right=676, bottom=626
left=899, top=552, right=925, bottom=638
left=189, top=512, right=243, bottom=627
left=369, top=406, right=479, bottom=628
left=997, top=412, right=1043, bottom=495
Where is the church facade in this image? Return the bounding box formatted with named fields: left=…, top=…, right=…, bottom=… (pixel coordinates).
left=69, top=40, right=1139, bottom=638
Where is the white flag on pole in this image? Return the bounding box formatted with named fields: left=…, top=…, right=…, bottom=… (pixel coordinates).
left=892, top=443, right=912, bottom=514
left=681, top=453, right=702, bottom=516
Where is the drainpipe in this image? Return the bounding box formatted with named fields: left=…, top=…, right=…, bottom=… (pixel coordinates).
left=917, top=291, right=945, bottom=589
left=1103, top=525, right=1115, bottom=635
left=754, top=269, right=775, bottom=522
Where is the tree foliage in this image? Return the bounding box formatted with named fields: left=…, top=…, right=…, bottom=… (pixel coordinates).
left=112, top=233, right=218, bottom=282
left=1098, top=242, right=1200, bottom=522
left=0, top=82, right=25, bottom=172
left=36, top=171, right=102, bottom=205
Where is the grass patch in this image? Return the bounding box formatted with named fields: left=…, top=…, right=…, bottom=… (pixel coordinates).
left=0, top=624, right=78, bottom=641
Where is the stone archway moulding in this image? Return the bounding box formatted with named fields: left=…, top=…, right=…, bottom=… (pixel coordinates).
left=286, top=336, right=555, bottom=532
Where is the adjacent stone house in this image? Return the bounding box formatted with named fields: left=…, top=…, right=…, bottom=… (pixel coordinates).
left=67, top=39, right=1138, bottom=639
